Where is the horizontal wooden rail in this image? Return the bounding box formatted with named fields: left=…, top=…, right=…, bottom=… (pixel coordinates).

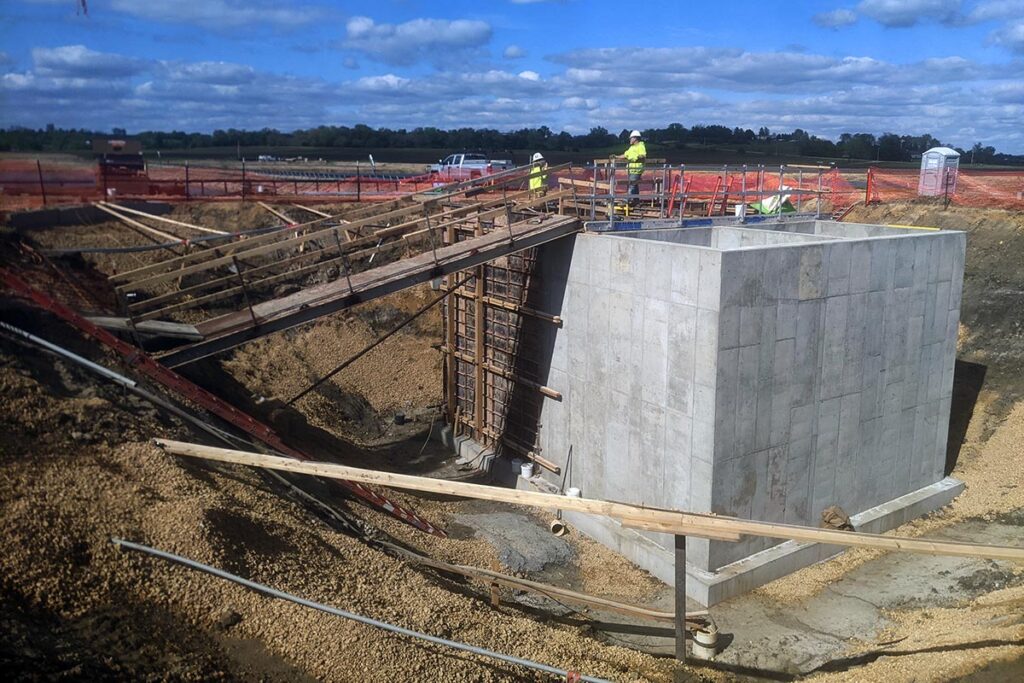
left=155, top=439, right=1024, bottom=562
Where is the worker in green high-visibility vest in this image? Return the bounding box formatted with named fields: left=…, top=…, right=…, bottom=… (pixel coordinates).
left=529, top=152, right=548, bottom=196
left=615, top=130, right=646, bottom=207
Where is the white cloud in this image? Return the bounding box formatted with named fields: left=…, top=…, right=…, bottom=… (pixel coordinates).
left=108, top=0, right=322, bottom=29
left=518, top=70, right=540, bottom=81
left=343, top=16, right=492, bottom=66
left=964, top=0, right=1024, bottom=23
left=989, top=18, right=1024, bottom=52
left=32, top=45, right=147, bottom=78
left=813, top=9, right=858, bottom=28
left=856, top=0, right=961, bottom=27
left=162, top=61, right=256, bottom=85
left=503, top=44, right=525, bottom=59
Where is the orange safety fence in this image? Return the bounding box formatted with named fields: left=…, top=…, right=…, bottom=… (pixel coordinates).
left=867, top=168, right=1024, bottom=210
left=0, top=159, right=475, bottom=211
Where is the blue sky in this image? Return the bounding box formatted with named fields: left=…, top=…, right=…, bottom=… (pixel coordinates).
left=1, top=1, right=1023, bottom=151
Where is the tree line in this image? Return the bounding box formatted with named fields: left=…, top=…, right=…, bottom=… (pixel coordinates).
left=1, top=123, right=1020, bottom=165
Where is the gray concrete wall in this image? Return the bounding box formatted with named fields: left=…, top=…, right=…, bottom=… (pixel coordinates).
left=708, top=231, right=965, bottom=568
left=532, top=232, right=723, bottom=568
left=528, top=224, right=965, bottom=578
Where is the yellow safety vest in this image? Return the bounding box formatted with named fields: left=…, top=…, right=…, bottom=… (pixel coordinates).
left=622, top=141, right=646, bottom=175
left=529, top=163, right=548, bottom=191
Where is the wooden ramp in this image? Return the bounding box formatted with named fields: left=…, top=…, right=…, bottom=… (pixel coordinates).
left=158, top=213, right=581, bottom=367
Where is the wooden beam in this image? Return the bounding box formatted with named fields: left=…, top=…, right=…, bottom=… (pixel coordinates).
left=480, top=295, right=562, bottom=325
left=157, top=215, right=581, bottom=366
left=154, top=439, right=1024, bottom=562
left=450, top=349, right=561, bottom=400
left=291, top=203, right=333, bottom=218
left=105, top=202, right=228, bottom=235
left=258, top=201, right=296, bottom=225
left=117, top=190, right=542, bottom=294
left=106, top=164, right=565, bottom=286
left=93, top=203, right=184, bottom=244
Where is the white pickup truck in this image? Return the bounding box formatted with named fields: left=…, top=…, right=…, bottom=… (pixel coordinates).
left=428, top=152, right=515, bottom=177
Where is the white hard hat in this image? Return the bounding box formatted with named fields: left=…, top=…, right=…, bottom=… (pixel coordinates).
left=630, top=130, right=642, bottom=139
left=532, top=152, right=545, bottom=162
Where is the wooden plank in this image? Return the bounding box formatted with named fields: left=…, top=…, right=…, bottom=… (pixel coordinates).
left=450, top=349, right=561, bottom=400
left=291, top=203, right=333, bottom=218
left=481, top=295, right=561, bottom=325
left=105, top=202, right=227, bottom=235
left=119, top=190, right=537, bottom=294
left=109, top=164, right=569, bottom=286
left=155, top=439, right=1024, bottom=563
left=94, top=203, right=183, bottom=244
left=559, top=177, right=612, bottom=192
left=258, top=201, right=295, bottom=224
left=158, top=439, right=739, bottom=542
left=86, top=316, right=203, bottom=340
left=129, top=191, right=566, bottom=318
left=157, top=214, right=581, bottom=366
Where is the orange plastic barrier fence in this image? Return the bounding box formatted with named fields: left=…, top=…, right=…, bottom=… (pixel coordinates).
left=867, top=168, right=1024, bottom=209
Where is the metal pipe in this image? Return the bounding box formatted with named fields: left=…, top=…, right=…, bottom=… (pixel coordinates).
left=0, top=321, right=135, bottom=387
left=110, top=538, right=611, bottom=683
left=0, top=321, right=244, bottom=446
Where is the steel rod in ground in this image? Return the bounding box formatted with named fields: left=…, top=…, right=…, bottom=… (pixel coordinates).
left=110, top=538, right=611, bottom=683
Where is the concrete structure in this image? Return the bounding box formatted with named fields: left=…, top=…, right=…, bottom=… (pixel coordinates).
left=519, top=217, right=966, bottom=605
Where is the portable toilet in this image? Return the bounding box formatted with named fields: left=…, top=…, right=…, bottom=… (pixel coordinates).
left=918, top=146, right=960, bottom=197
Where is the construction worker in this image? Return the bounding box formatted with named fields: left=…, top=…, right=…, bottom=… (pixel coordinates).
left=616, top=130, right=646, bottom=206
left=529, top=152, right=548, bottom=196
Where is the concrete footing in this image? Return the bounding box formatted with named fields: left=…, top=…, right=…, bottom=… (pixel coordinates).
left=518, top=472, right=964, bottom=606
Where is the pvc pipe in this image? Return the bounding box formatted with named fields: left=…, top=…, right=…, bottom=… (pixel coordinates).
left=110, top=538, right=610, bottom=683
left=0, top=321, right=135, bottom=387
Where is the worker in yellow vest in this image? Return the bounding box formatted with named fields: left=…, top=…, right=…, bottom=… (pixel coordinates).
left=616, top=130, right=646, bottom=207
left=529, top=152, right=548, bottom=196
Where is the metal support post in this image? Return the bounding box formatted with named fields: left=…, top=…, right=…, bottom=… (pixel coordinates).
left=816, top=170, right=823, bottom=218
left=740, top=164, right=747, bottom=223
left=797, top=169, right=803, bottom=213
left=36, top=159, right=48, bottom=207
left=674, top=534, right=688, bottom=666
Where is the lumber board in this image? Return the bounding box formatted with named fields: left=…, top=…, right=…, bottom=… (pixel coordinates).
left=130, top=190, right=566, bottom=318
left=94, top=203, right=183, bottom=244
left=105, top=203, right=227, bottom=235
left=109, top=163, right=567, bottom=286
left=87, top=316, right=203, bottom=340
left=156, top=214, right=581, bottom=366
left=291, top=203, right=337, bottom=220
left=120, top=190, right=535, bottom=294
left=155, top=439, right=1024, bottom=563
left=258, top=201, right=295, bottom=224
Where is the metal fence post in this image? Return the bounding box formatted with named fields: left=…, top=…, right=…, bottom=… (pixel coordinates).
left=36, top=159, right=47, bottom=207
